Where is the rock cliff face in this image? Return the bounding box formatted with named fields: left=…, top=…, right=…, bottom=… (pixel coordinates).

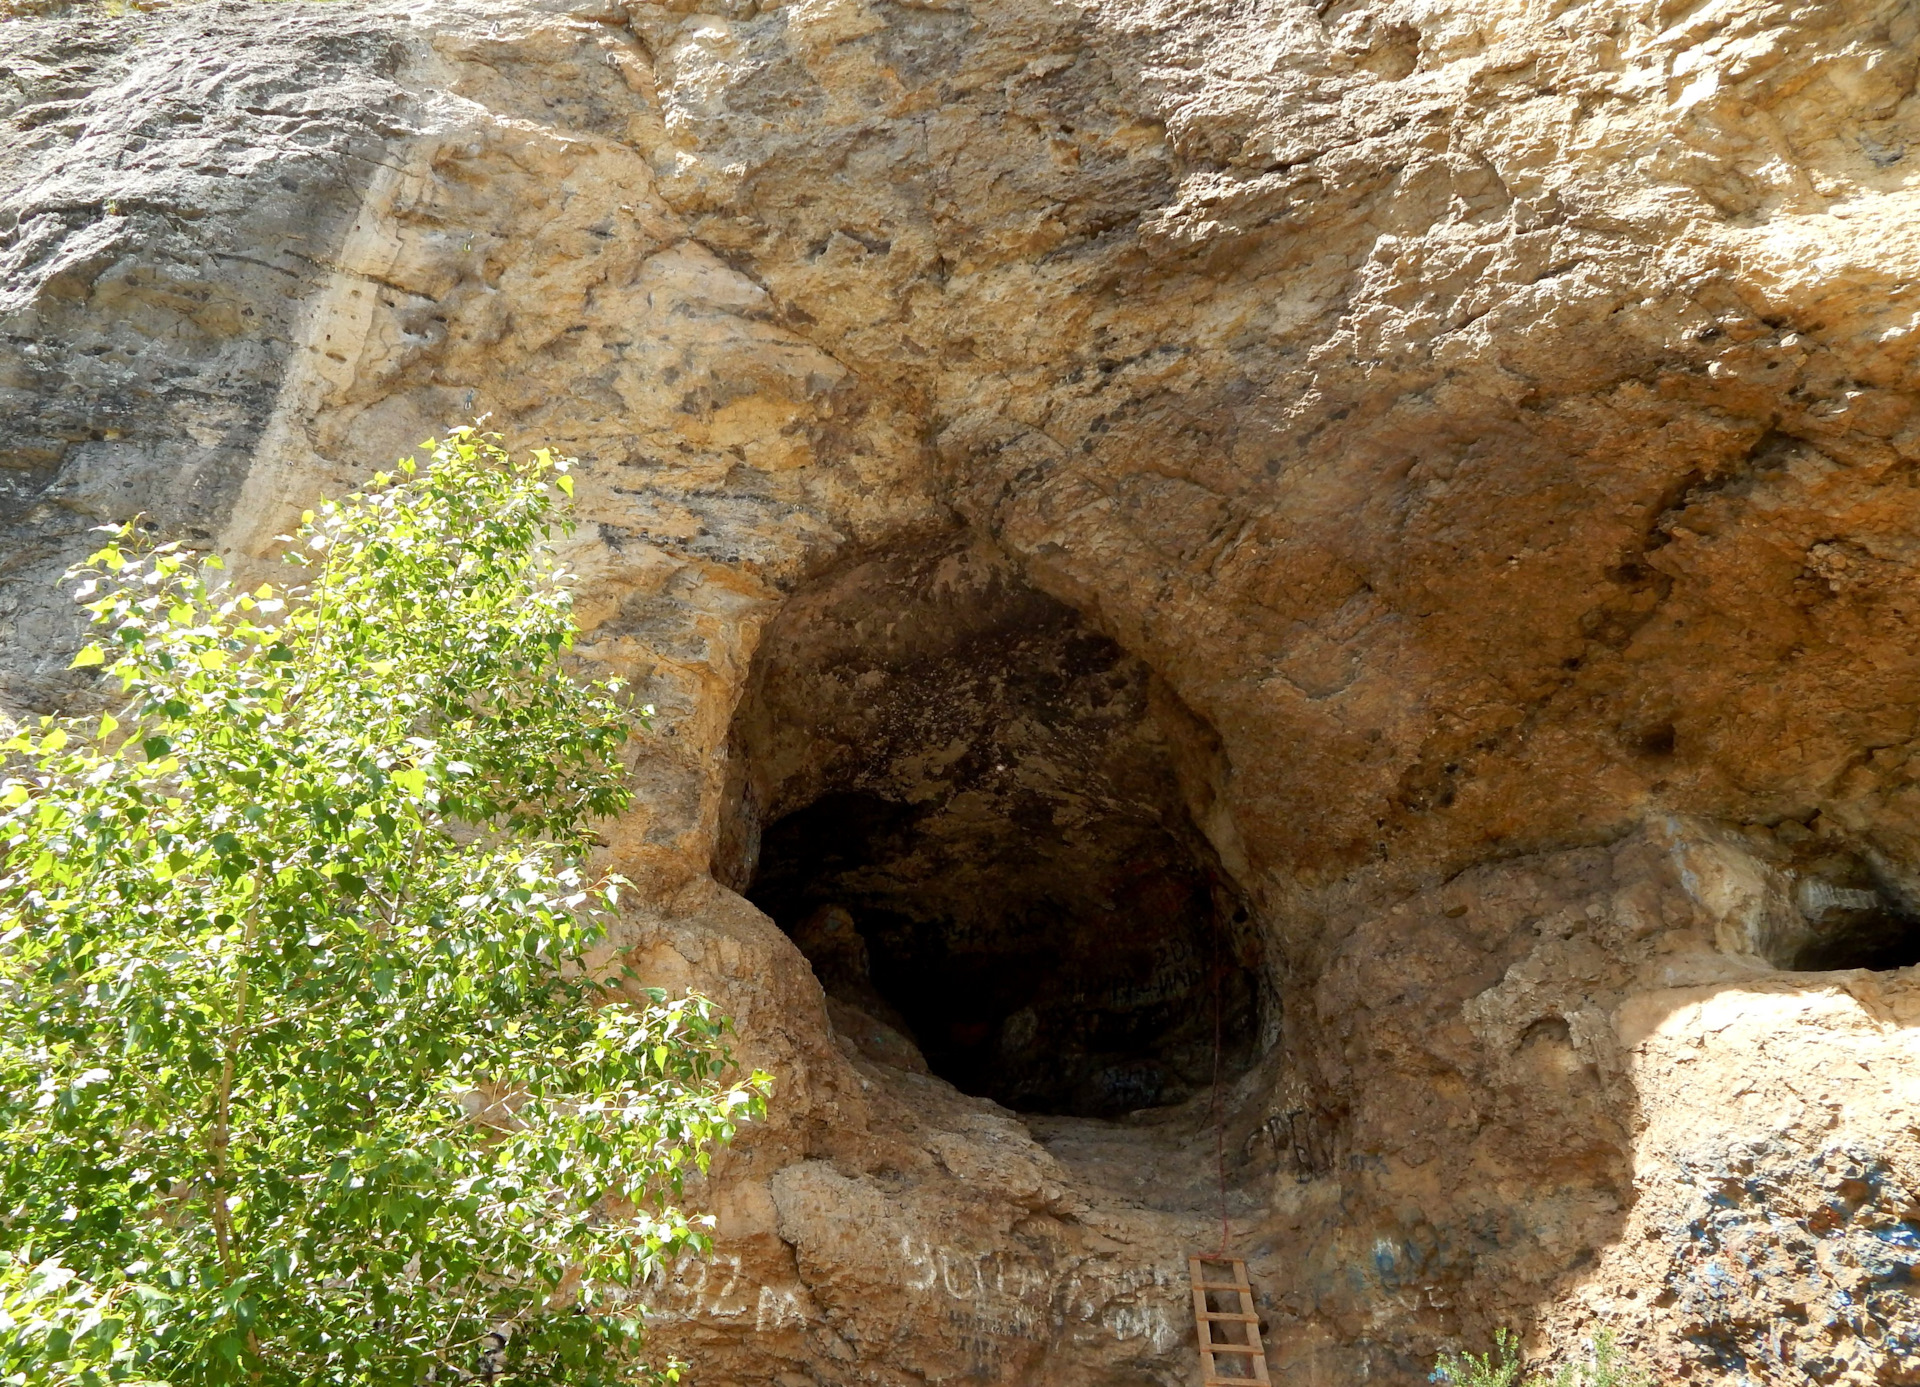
left=5, top=0, right=1920, bottom=1381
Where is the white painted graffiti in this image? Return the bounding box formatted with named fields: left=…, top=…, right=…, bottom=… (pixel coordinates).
left=646, top=1250, right=751, bottom=1321
left=755, top=1284, right=810, bottom=1332
left=892, top=1237, right=1182, bottom=1352
left=896, top=1234, right=1050, bottom=1311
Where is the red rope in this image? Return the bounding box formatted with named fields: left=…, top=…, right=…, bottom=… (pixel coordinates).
left=1210, top=939, right=1229, bottom=1255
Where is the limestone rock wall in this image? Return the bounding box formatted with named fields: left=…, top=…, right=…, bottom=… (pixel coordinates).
left=5, top=0, right=1920, bottom=1382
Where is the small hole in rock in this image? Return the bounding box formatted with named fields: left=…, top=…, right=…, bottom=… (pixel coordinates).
left=1637, top=722, right=1676, bottom=759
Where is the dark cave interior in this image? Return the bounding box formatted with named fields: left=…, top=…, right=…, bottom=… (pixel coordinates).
left=1751, top=834, right=1920, bottom=972
left=1788, top=883, right=1920, bottom=972
left=719, top=538, right=1262, bottom=1119
left=747, top=789, right=1255, bottom=1117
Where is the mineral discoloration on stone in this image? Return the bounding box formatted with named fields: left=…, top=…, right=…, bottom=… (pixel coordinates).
left=6, top=0, right=1920, bottom=1381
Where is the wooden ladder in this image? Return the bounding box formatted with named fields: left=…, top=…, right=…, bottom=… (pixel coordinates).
left=1189, top=1255, right=1269, bottom=1387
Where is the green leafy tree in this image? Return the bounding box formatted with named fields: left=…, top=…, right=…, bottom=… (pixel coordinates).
left=0, top=429, right=769, bottom=1385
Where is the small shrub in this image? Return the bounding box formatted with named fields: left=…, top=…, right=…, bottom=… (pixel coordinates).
left=1435, top=1329, right=1654, bottom=1387
left=1434, top=1328, right=1523, bottom=1387
left=1549, top=1332, right=1654, bottom=1387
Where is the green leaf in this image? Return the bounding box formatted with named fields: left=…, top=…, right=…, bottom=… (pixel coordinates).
left=68, top=644, right=107, bottom=669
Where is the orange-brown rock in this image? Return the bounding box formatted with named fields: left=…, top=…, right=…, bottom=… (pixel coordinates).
left=5, top=0, right=1920, bottom=1380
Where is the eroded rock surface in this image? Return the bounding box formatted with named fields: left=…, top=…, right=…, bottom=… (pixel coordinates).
left=6, top=0, right=1920, bottom=1381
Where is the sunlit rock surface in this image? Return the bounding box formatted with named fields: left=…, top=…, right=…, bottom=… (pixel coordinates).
left=6, top=0, right=1920, bottom=1381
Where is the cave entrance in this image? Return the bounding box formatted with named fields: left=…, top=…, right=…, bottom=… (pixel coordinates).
left=715, top=538, right=1262, bottom=1118
left=1736, top=827, right=1920, bottom=973
left=1786, top=872, right=1920, bottom=972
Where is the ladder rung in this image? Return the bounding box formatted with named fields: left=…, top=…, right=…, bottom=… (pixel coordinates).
left=1200, top=1311, right=1259, bottom=1322
left=1192, top=1281, right=1251, bottom=1291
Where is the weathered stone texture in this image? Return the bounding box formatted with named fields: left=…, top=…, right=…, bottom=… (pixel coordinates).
left=5, top=0, right=1920, bottom=1382
left=1, top=8, right=407, bottom=701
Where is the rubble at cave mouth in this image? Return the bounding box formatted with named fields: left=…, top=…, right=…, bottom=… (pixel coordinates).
left=717, top=539, right=1263, bottom=1118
